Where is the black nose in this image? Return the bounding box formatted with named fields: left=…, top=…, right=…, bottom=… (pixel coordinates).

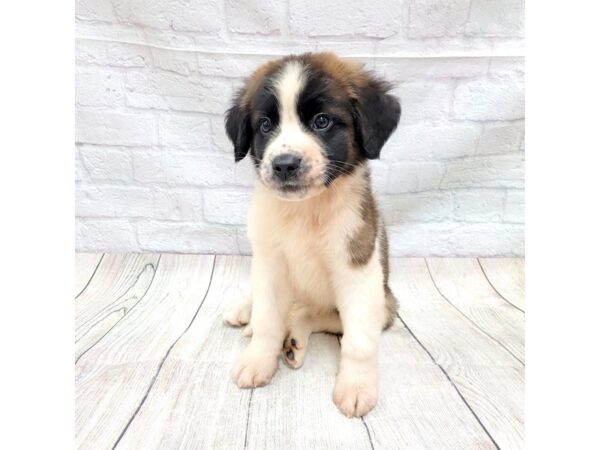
left=272, top=154, right=301, bottom=181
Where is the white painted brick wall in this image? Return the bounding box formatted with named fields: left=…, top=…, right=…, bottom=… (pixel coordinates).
left=75, top=0, right=524, bottom=256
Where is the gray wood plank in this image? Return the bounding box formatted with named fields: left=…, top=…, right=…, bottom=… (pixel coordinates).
left=75, top=254, right=160, bottom=362
left=478, top=258, right=525, bottom=311
left=114, top=255, right=250, bottom=450
left=118, top=256, right=495, bottom=449
left=75, top=252, right=103, bottom=297
left=389, top=258, right=524, bottom=450
left=246, top=333, right=373, bottom=450
left=75, top=254, right=215, bottom=450
left=426, top=258, right=525, bottom=364
left=364, top=319, right=497, bottom=449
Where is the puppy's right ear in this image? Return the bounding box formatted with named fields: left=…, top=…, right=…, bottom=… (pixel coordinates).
left=225, top=90, right=252, bottom=162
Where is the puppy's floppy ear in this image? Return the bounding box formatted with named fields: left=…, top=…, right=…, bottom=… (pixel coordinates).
left=225, top=90, right=252, bottom=162
left=352, top=76, right=401, bottom=159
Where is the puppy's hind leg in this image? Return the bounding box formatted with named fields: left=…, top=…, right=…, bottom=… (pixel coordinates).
left=223, top=294, right=252, bottom=328
left=283, top=308, right=342, bottom=369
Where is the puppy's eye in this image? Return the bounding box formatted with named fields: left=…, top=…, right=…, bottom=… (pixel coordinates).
left=312, top=113, right=331, bottom=131
left=259, top=118, right=272, bottom=134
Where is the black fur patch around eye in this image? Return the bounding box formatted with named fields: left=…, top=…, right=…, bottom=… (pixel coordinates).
left=297, top=74, right=330, bottom=125
left=297, top=71, right=358, bottom=184
left=250, top=84, right=280, bottom=163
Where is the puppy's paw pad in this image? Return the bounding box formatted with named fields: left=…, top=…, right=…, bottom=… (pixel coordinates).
left=332, top=378, right=378, bottom=417
left=282, top=341, right=306, bottom=369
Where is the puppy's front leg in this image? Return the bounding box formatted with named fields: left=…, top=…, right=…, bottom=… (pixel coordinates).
left=232, top=251, right=292, bottom=388
left=332, top=259, right=386, bottom=417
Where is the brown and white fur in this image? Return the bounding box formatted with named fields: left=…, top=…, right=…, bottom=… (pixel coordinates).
left=223, top=53, right=400, bottom=417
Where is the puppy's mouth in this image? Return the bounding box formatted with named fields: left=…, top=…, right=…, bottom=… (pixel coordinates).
left=260, top=174, right=326, bottom=200
left=277, top=180, right=310, bottom=192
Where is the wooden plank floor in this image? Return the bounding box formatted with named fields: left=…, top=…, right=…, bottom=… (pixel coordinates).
left=75, top=254, right=525, bottom=450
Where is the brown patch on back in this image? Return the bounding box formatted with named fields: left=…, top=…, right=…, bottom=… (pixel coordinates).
left=379, top=226, right=398, bottom=329
left=347, top=175, right=378, bottom=266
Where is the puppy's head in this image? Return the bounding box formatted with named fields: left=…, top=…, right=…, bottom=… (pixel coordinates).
left=225, top=53, right=400, bottom=200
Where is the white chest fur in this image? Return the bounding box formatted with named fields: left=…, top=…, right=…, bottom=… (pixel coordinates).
left=247, top=172, right=368, bottom=310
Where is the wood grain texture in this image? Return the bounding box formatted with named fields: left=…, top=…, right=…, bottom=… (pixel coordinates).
left=426, top=258, right=525, bottom=364
left=364, top=320, right=497, bottom=449
left=115, top=255, right=250, bottom=449
left=75, top=252, right=103, bottom=297
left=76, top=254, right=215, bottom=450
left=75, top=255, right=524, bottom=449
left=75, top=254, right=161, bottom=362
left=478, top=258, right=525, bottom=311
left=389, top=258, right=524, bottom=450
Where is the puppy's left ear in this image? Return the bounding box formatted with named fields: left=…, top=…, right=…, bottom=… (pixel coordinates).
left=352, top=77, right=401, bottom=159
left=225, top=90, right=252, bottom=162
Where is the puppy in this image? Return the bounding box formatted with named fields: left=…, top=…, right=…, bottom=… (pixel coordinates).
left=223, top=52, right=400, bottom=417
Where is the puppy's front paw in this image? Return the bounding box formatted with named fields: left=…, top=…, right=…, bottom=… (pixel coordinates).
left=232, top=351, right=278, bottom=388
left=332, top=372, right=378, bottom=417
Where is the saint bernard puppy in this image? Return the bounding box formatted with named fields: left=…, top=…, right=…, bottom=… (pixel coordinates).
left=223, top=52, right=400, bottom=417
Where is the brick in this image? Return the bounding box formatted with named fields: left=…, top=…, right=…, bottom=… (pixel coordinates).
left=453, top=190, right=505, bottom=222
left=112, top=0, right=224, bottom=33
left=488, top=56, right=525, bottom=77
left=236, top=227, right=252, bottom=255
left=476, top=122, right=524, bottom=155
left=408, top=0, right=470, bottom=38
left=75, top=153, right=88, bottom=183
left=226, top=0, right=285, bottom=34
left=77, top=146, right=133, bottom=182
left=379, top=192, right=453, bottom=224
left=126, top=71, right=233, bottom=114
left=76, top=68, right=124, bottom=107
left=203, top=190, right=253, bottom=225
left=197, top=54, right=273, bottom=78
left=393, top=82, right=454, bottom=124
left=233, top=158, right=257, bottom=187
left=376, top=57, right=488, bottom=82
left=76, top=219, right=138, bottom=252
left=133, top=152, right=234, bottom=186
left=152, top=188, right=203, bottom=221
left=386, top=162, right=445, bottom=193
left=210, top=116, right=231, bottom=153
left=388, top=222, right=524, bottom=256
left=466, top=0, right=525, bottom=37
left=151, top=48, right=196, bottom=76
left=76, top=41, right=150, bottom=68
left=504, top=190, right=524, bottom=223
left=137, top=222, right=238, bottom=253
left=76, top=110, right=157, bottom=146
left=158, top=113, right=211, bottom=151
left=453, top=78, right=524, bottom=121
left=369, top=160, right=389, bottom=194
left=290, top=0, right=402, bottom=38
left=383, top=123, right=480, bottom=161
left=76, top=0, right=117, bottom=22
left=441, top=153, right=524, bottom=189
left=76, top=186, right=153, bottom=217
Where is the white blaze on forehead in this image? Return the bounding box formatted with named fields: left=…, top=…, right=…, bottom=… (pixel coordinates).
left=275, top=61, right=306, bottom=127
left=261, top=59, right=325, bottom=190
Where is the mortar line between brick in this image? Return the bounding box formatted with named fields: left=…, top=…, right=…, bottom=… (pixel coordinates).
left=75, top=36, right=524, bottom=58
